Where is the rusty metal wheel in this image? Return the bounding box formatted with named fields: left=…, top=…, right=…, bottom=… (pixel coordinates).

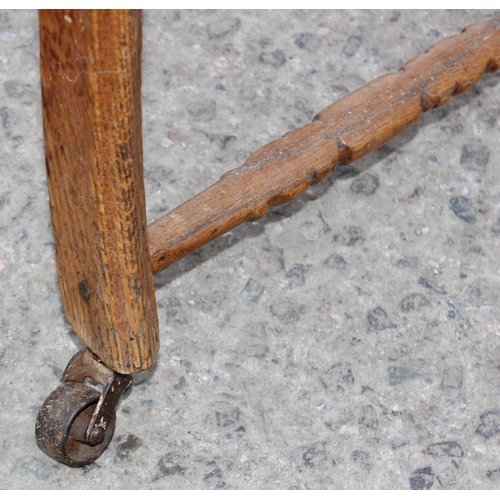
left=35, top=381, right=116, bottom=467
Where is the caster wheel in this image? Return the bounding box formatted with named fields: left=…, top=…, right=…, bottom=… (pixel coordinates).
left=35, top=381, right=116, bottom=467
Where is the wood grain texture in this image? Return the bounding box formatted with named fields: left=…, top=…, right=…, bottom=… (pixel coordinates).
left=148, top=15, right=500, bottom=275
left=40, top=10, right=159, bottom=374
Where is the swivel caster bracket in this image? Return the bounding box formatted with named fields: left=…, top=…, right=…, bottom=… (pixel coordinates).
left=35, top=349, right=132, bottom=467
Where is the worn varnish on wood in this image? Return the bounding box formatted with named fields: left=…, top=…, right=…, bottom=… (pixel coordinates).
left=148, top=15, right=500, bottom=275
left=40, top=10, right=159, bottom=374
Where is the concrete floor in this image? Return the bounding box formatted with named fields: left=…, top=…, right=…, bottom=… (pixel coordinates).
left=1, top=9, right=500, bottom=489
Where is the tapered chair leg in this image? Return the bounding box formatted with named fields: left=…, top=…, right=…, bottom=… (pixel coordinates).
left=36, top=10, right=158, bottom=467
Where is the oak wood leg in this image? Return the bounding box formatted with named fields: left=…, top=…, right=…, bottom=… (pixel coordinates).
left=39, top=10, right=159, bottom=374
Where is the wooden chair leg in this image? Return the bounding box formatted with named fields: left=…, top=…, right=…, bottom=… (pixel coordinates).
left=35, top=10, right=158, bottom=467
left=39, top=10, right=159, bottom=374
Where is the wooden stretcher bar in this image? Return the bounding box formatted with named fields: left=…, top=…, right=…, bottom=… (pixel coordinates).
left=148, top=15, right=500, bottom=274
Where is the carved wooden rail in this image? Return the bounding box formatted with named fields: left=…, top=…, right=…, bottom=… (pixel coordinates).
left=148, top=15, right=500, bottom=275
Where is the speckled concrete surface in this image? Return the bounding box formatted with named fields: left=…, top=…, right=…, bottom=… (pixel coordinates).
left=1, top=9, right=500, bottom=489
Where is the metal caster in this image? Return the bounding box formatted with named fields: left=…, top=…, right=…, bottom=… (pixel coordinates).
left=35, top=349, right=132, bottom=467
